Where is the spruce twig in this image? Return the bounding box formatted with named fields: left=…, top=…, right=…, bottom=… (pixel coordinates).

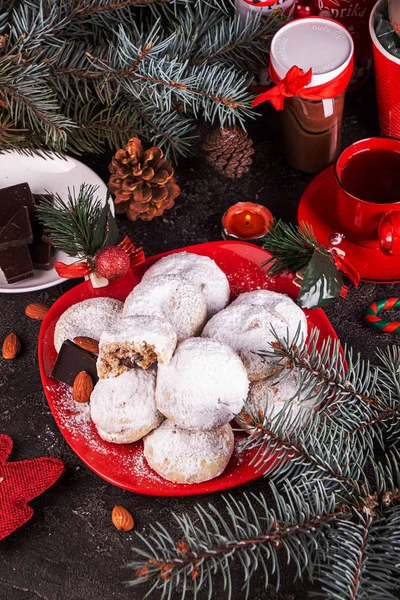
left=125, top=328, right=400, bottom=599
left=37, top=183, right=118, bottom=260
left=262, top=220, right=321, bottom=277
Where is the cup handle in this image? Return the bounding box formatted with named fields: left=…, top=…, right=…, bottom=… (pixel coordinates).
left=379, top=210, right=400, bottom=255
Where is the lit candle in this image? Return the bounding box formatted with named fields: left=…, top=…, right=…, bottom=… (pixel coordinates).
left=222, top=202, right=273, bottom=243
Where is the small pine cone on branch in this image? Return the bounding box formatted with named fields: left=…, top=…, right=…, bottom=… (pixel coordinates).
left=108, top=138, right=180, bottom=222
left=202, top=127, right=254, bottom=179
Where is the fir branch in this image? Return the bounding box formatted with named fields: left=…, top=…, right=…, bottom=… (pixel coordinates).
left=190, top=11, right=287, bottom=74
left=73, top=0, right=170, bottom=20
left=315, top=505, right=400, bottom=600
left=262, top=220, right=320, bottom=277
left=239, top=402, right=364, bottom=495
left=257, top=328, right=399, bottom=444
left=126, top=483, right=342, bottom=599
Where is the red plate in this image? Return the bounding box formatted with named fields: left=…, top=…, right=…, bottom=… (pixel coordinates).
left=39, top=241, right=339, bottom=496
left=298, top=165, right=400, bottom=283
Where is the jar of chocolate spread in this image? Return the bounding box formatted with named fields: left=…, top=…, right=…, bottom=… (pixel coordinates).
left=269, top=17, right=354, bottom=173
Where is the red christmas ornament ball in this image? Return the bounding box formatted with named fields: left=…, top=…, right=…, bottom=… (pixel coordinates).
left=94, top=246, right=131, bottom=280
left=294, top=0, right=318, bottom=18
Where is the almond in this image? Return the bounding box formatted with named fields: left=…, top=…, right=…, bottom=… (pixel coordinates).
left=112, top=505, right=134, bottom=531
left=25, top=302, right=49, bottom=321
left=73, top=336, right=99, bottom=354
left=2, top=333, right=21, bottom=360
left=73, top=371, right=93, bottom=403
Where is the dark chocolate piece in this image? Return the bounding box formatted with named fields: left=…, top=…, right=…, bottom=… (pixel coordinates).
left=0, top=244, right=34, bottom=283
left=0, top=183, right=35, bottom=226
left=29, top=239, right=52, bottom=270
left=0, top=206, right=33, bottom=250
left=33, top=194, right=55, bottom=245
left=50, top=340, right=99, bottom=386
left=29, top=217, right=52, bottom=270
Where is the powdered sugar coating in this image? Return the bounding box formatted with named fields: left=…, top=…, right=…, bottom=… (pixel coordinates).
left=90, top=368, right=162, bottom=443
left=54, top=297, right=124, bottom=352
left=123, top=274, right=207, bottom=341
left=202, top=290, right=307, bottom=379
left=240, top=368, right=317, bottom=433
left=142, top=251, right=230, bottom=317
left=143, top=420, right=234, bottom=483
left=156, top=337, right=249, bottom=430
left=99, top=314, right=177, bottom=368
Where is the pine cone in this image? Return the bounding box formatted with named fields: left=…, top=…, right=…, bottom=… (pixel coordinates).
left=108, top=138, right=180, bottom=221
left=202, top=127, right=254, bottom=179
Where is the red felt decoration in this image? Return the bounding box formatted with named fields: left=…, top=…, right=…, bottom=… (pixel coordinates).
left=0, top=434, right=64, bottom=541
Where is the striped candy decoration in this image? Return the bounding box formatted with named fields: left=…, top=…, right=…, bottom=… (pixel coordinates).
left=365, top=298, right=400, bottom=333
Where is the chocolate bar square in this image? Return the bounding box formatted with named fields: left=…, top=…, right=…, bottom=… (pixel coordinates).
left=0, top=183, right=35, bottom=226
left=0, top=244, right=34, bottom=283
left=29, top=239, right=52, bottom=270
left=33, top=194, right=54, bottom=245
left=0, top=206, right=33, bottom=250
left=50, top=340, right=99, bottom=386
left=29, top=215, right=52, bottom=270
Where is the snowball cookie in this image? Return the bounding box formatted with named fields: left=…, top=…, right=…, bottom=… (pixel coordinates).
left=143, top=420, right=234, bottom=484
left=91, top=368, right=162, bottom=443
left=123, top=274, right=207, bottom=341
left=54, top=297, right=123, bottom=353
left=97, top=315, right=177, bottom=378
left=142, top=252, right=230, bottom=317
left=202, top=290, right=307, bottom=381
left=238, top=369, right=317, bottom=434
left=156, top=337, right=249, bottom=430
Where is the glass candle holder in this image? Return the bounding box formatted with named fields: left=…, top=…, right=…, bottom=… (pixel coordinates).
left=221, top=202, right=273, bottom=244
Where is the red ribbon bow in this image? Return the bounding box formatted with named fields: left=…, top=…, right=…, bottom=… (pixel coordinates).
left=54, top=236, right=145, bottom=279
left=252, top=58, right=354, bottom=111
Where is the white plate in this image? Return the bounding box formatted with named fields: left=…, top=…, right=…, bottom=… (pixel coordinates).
left=0, top=151, right=108, bottom=293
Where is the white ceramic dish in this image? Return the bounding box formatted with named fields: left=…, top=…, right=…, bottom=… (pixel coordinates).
left=0, top=151, right=108, bottom=293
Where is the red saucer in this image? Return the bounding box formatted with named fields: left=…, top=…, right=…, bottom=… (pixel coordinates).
left=298, top=166, right=400, bottom=283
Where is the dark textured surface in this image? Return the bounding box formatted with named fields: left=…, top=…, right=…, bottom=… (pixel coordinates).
left=0, top=82, right=396, bottom=600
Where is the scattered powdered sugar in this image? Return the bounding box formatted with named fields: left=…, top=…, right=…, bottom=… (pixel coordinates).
left=90, top=368, right=162, bottom=443
left=156, top=337, right=249, bottom=430
left=122, top=274, right=207, bottom=341
left=142, top=251, right=230, bottom=318
left=54, top=382, right=96, bottom=440
left=143, top=420, right=234, bottom=484
left=54, top=297, right=123, bottom=352
left=203, top=290, right=307, bottom=359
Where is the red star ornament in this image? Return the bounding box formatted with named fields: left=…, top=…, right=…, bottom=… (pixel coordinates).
left=0, top=434, right=64, bottom=541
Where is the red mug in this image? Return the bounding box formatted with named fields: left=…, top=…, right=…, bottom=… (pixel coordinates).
left=335, top=137, right=400, bottom=254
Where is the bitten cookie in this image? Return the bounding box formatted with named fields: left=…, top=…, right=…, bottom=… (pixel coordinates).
left=123, top=274, right=207, bottom=341
left=90, top=368, right=162, bottom=443
left=54, top=297, right=123, bottom=353
left=97, top=315, right=177, bottom=378
left=156, top=337, right=249, bottom=430
left=142, top=251, right=230, bottom=317
left=203, top=290, right=307, bottom=381
left=143, top=420, right=234, bottom=484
